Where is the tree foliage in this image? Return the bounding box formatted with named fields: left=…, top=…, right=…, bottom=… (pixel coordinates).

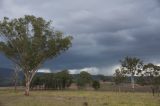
left=139, top=63, right=160, bottom=85
left=120, top=57, right=143, bottom=75
left=140, top=63, right=160, bottom=96
left=113, top=68, right=126, bottom=85
left=77, top=71, right=92, bottom=89
left=92, top=80, right=100, bottom=90
left=56, top=70, right=73, bottom=89
left=30, top=70, right=72, bottom=90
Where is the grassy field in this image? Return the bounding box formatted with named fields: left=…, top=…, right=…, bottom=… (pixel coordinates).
left=0, top=90, right=159, bottom=106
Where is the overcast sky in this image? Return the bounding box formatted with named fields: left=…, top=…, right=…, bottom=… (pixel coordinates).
left=0, top=0, right=160, bottom=75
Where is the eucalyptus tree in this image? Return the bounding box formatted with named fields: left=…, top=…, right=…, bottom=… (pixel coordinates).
left=92, top=80, right=100, bottom=90
left=113, top=68, right=126, bottom=92
left=142, top=63, right=160, bottom=96
left=120, top=56, right=143, bottom=91
left=77, top=71, right=92, bottom=89
left=0, top=15, right=72, bottom=96
left=56, top=70, right=72, bottom=89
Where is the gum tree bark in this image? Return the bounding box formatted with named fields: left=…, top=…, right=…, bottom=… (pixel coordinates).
left=131, top=74, right=135, bottom=91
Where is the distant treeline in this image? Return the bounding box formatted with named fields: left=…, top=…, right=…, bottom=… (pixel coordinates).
left=1, top=67, right=159, bottom=91
left=0, top=68, right=153, bottom=87
left=30, top=70, right=72, bottom=90
left=29, top=70, right=154, bottom=90
left=30, top=70, right=100, bottom=90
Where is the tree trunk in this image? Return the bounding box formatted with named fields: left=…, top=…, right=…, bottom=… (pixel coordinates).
left=14, top=65, right=19, bottom=92
left=131, top=74, right=135, bottom=92
left=14, top=80, right=17, bottom=91
left=151, top=86, right=155, bottom=96
left=25, top=79, right=30, bottom=96
left=118, top=86, right=121, bottom=93
left=24, top=70, right=37, bottom=96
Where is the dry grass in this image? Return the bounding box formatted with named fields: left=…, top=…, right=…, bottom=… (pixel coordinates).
left=0, top=90, right=159, bottom=106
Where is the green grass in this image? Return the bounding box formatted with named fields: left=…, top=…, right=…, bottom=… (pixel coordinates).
left=0, top=90, right=159, bottom=106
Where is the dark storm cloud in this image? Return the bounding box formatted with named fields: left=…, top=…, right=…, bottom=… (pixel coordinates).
left=0, top=53, right=12, bottom=67
left=0, top=0, right=160, bottom=75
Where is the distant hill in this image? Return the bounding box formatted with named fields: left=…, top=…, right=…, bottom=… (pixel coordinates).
left=0, top=67, right=15, bottom=86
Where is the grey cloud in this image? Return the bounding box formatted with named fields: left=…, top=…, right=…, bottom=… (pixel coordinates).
left=0, top=0, right=160, bottom=75
left=0, top=1, right=3, bottom=8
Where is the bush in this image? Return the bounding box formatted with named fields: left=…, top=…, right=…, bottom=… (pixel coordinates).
left=92, top=80, right=100, bottom=90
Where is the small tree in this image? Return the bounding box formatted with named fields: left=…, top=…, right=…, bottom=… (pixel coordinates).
left=0, top=15, right=72, bottom=96
left=141, top=63, right=160, bottom=96
left=56, top=70, right=73, bottom=89
left=113, top=68, right=126, bottom=92
left=120, top=56, right=143, bottom=91
left=92, top=80, right=100, bottom=90
left=77, top=71, right=92, bottom=89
